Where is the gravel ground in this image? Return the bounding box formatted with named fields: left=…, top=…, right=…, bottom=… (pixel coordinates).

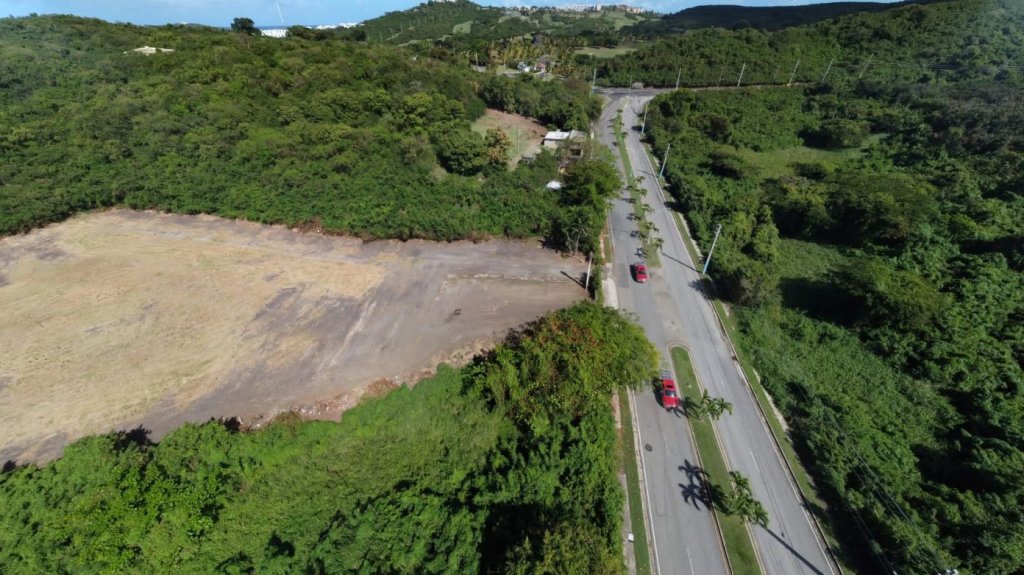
left=0, top=210, right=587, bottom=463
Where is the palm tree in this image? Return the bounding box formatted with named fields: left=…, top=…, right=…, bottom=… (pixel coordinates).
left=651, top=236, right=665, bottom=254
left=723, top=471, right=769, bottom=527
left=702, top=390, right=733, bottom=421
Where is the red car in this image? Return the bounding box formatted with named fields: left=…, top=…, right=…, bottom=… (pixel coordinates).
left=659, top=371, right=679, bottom=410
left=633, top=262, right=648, bottom=283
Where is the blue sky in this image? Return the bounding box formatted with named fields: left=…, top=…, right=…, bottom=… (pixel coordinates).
left=0, top=0, right=903, bottom=27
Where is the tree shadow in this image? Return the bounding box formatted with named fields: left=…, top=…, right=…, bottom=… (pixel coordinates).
left=759, top=524, right=828, bottom=575
left=113, top=426, right=153, bottom=452
left=678, top=459, right=712, bottom=511
left=2, top=460, right=17, bottom=474
left=681, top=396, right=699, bottom=419
left=220, top=417, right=243, bottom=433
left=779, top=277, right=856, bottom=325
left=688, top=277, right=714, bottom=301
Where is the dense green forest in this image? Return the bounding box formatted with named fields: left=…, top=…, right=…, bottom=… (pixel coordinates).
left=624, top=0, right=935, bottom=36
left=0, top=303, right=658, bottom=573
left=595, top=0, right=1024, bottom=87
left=643, top=42, right=1024, bottom=575
left=0, top=15, right=609, bottom=251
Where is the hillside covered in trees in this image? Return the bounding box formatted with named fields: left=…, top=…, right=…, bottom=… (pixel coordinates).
left=358, top=0, right=650, bottom=46
left=0, top=15, right=608, bottom=252
left=0, top=303, right=658, bottom=573
left=641, top=3, right=1024, bottom=570
left=624, top=0, right=937, bottom=36
left=596, top=0, right=1024, bottom=87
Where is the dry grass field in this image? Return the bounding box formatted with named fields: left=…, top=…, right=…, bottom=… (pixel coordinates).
left=471, top=108, right=549, bottom=165
left=0, top=210, right=587, bottom=463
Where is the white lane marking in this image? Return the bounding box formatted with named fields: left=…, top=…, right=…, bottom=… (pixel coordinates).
left=631, top=387, right=663, bottom=575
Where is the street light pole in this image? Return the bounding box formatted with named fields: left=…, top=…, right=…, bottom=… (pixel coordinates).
left=702, top=223, right=723, bottom=275
left=658, top=144, right=671, bottom=179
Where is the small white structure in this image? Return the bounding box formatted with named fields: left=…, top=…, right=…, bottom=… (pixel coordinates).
left=545, top=180, right=564, bottom=190
left=125, top=45, right=175, bottom=56
left=543, top=130, right=586, bottom=149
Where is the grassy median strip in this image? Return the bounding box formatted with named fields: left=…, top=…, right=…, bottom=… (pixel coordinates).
left=671, top=347, right=762, bottom=575
left=613, top=111, right=636, bottom=188
left=615, top=109, right=661, bottom=267
left=620, top=391, right=652, bottom=575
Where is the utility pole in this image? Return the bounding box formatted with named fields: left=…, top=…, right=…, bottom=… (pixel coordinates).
left=627, top=76, right=633, bottom=98
left=787, top=59, right=801, bottom=87
left=641, top=102, right=648, bottom=135
left=658, top=144, right=671, bottom=179
left=717, top=68, right=724, bottom=87
left=821, top=57, right=835, bottom=83
left=858, top=57, right=872, bottom=80
left=702, top=223, right=723, bottom=275
left=771, top=65, right=780, bottom=83
left=591, top=68, right=597, bottom=96
left=585, top=253, right=593, bottom=292
left=675, top=67, right=682, bottom=90
left=737, top=63, right=746, bottom=87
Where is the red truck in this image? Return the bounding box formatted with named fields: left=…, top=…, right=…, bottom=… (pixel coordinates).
left=659, top=370, right=679, bottom=410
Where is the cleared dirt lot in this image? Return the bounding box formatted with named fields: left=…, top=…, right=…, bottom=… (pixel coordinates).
left=0, top=210, right=587, bottom=463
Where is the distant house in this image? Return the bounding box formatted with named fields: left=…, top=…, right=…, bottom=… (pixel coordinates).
left=124, top=45, right=174, bottom=56
left=535, top=55, right=554, bottom=73
left=516, top=61, right=532, bottom=73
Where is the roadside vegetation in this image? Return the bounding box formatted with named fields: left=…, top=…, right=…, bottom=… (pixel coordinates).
left=642, top=4, right=1024, bottom=569
left=0, top=303, right=659, bottom=573
left=618, top=391, right=652, bottom=575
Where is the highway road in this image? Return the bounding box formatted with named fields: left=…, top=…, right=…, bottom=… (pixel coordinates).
left=598, top=93, right=728, bottom=575
left=597, top=90, right=838, bottom=575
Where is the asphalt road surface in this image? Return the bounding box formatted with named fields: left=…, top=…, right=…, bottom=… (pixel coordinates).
left=597, top=90, right=839, bottom=575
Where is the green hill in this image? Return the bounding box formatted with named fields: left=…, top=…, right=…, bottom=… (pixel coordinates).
left=627, top=0, right=942, bottom=35
left=358, top=0, right=651, bottom=45
left=0, top=14, right=606, bottom=252
left=595, top=0, right=1024, bottom=87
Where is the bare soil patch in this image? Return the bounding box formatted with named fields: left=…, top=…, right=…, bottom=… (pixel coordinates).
left=471, top=108, right=549, bottom=165
left=0, top=210, right=587, bottom=463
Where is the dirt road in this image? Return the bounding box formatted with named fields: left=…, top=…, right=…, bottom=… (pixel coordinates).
left=0, top=210, right=587, bottom=463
